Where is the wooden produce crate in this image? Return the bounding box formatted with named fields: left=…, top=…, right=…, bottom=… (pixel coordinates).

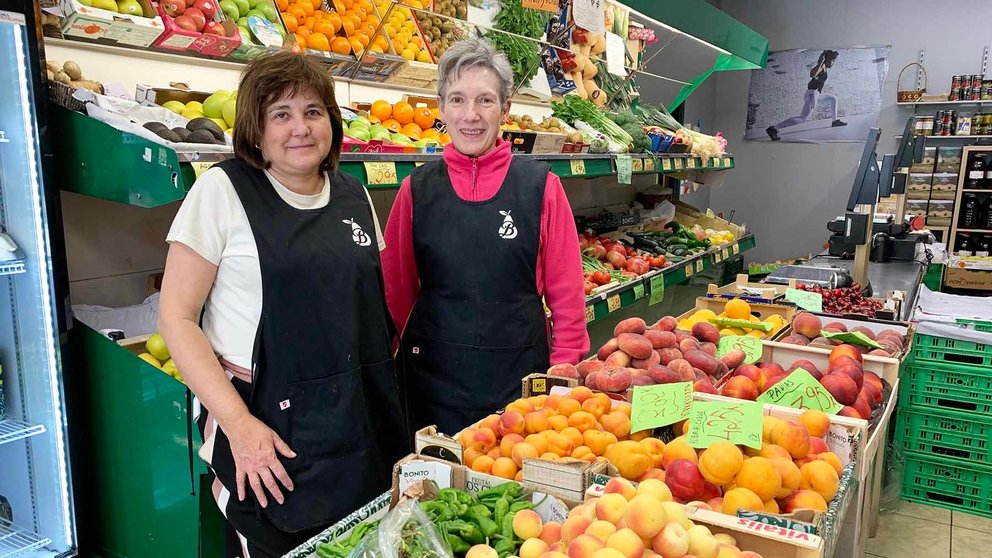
left=770, top=313, right=916, bottom=361
left=677, top=296, right=798, bottom=324
left=707, top=273, right=789, bottom=304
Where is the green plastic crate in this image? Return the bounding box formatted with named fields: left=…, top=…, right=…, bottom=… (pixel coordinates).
left=896, top=407, right=992, bottom=465
left=901, top=361, right=992, bottom=415
left=923, top=263, right=943, bottom=292
left=902, top=452, right=992, bottom=518
left=910, top=332, right=992, bottom=368
left=956, top=319, right=992, bottom=333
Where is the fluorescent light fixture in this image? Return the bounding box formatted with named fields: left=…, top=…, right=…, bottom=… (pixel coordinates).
left=623, top=4, right=732, bottom=56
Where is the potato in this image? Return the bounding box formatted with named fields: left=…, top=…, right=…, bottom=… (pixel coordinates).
left=617, top=333, right=653, bottom=360
left=614, top=317, right=647, bottom=336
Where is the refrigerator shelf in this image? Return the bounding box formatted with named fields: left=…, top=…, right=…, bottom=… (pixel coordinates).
left=0, top=259, right=26, bottom=277
left=0, top=419, right=45, bottom=447
left=0, top=517, right=51, bottom=557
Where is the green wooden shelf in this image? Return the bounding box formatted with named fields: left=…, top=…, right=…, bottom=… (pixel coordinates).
left=53, top=108, right=736, bottom=205
left=584, top=234, right=755, bottom=324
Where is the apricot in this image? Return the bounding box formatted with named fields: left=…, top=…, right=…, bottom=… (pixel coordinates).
left=605, top=441, right=653, bottom=481
left=781, top=489, right=828, bottom=513
left=492, top=457, right=519, bottom=479
left=526, top=434, right=550, bottom=455
left=607, top=528, right=646, bottom=558
left=501, top=433, right=525, bottom=457
left=769, top=421, right=812, bottom=459
left=479, top=414, right=501, bottom=433
left=686, top=525, right=720, bottom=558
left=798, top=409, right=830, bottom=438
left=487, top=447, right=502, bottom=460
left=591, top=549, right=626, bottom=558
left=511, top=442, right=539, bottom=468
left=467, top=545, right=499, bottom=558
left=463, top=448, right=484, bottom=466
left=548, top=432, right=575, bottom=457
left=525, top=411, right=551, bottom=434
left=604, top=477, right=637, bottom=500
left=734, top=457, right=782, bottom=501
left=568, top=534, right=606, bottom=558
left=602, top=412, right=632, bottom=439
left=558, top=398, right=583, bottom=417
left=769, top=457, right=801, bottom=499
left=509, top=398, right=537, bottom=415
left=586, top=520, right=618, bottom=543
left=499, top=411, right=526, bottom=437
left=809, top=437, right=829, bottom=455
left=462, top=427, right=498, bottom=453
left=757, top=444, right=791, bottom=461
left=622, top=496, right=666, bottom=539
left=543, top=552, right=568, bottom=558
left=540, top=522, right=563, bottom=545
left=472, top=455, right=495, bottom=474
left=698, top=442, right=744, bottom=486
left=636, top=468, right=666, bottom=484
left=638, top=438, right=666, bottom=468
left=817, top=452, right=843, bottom=476
left=521, top=538, right=551, bottom=558
left=514, top=510, right=544, bottom=540
left=549, top=415, right=569, bottom=431
left=565, top=411, right=596, bottom=433
left=634, top=478, right=672, bottom=502
left=721, top=487, right=764, bottom=516
left=661, top=437, right=698, bottom=468
left=651, top=523, right=689, bottom=558
left=800, top=460, right=840, bottom=501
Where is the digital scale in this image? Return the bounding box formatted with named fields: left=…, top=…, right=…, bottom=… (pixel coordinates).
left=763, top=264, right=859, bottom=291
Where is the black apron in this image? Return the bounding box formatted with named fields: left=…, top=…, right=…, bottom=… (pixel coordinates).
left=210, top=159, right=408, bottom=538
left=402, top=157, right=551, bottom=435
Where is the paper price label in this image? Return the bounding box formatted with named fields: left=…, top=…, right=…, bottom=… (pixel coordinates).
left=363, top=162, right=398, bottom=185
left=607, top=294, right=621, bottom=313
left=585, top=305, right=595, bottom=323
left=415, top=161, right=425, bottom=167
left=645, top=158, right=655, bottom=171
left=605, top=32, right=626, bottom=77
left=633, top=283, right=645, bottom=299
left=570, top=159, right=586, bottom=176
left=572, top=0, right=605, bottom=34
left=756, top=369, right=844, bottom=414
left=632, top=158, right=644, bottom=172
left=688, top=158, right=698, bottom=169
left=821, top=330, right=884, bottom=349
left=695, top=260, right=704, bottom=273
left=722, top=249, right=730, bottom=260
left=521, top=0, right=559, bottom=12
left=630, top=383, right=694, bottom=433
left=649, top=274, right=665, bottom=306
left=616, top=155, right=633, bottom=184
left=715, top=336, right=763, bottom=364
left=662, top=159, right=672, bottom=171
left=687, top=400, right=763, bottom=449
left=675, top=159, right=684, bottom=170
left=785, top=288, right=823, bottom=313
left=723, top=157, right=732, bottom=167
left=733, top=244, right=740, bottom=255
left=714, top=251, right=723, bottom=263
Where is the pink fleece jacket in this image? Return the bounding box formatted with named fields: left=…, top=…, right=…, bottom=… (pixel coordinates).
left=382, top=138, right=590, bottom=365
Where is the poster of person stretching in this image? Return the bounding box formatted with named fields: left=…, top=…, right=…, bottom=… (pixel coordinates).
left=744, top=46, right=889, bottom=143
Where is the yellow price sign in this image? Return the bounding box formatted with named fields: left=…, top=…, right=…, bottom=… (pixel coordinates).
left=585, top=305, right=595, bottom=323
left=632, top=158, right=644, bottom=172
left=685, top=263, right=694, bottom=277
left=570, top=159, right=586, bottom=176
left=645, top=158, right=655, bottom=171
left=675, top=158, right=684, bottom=170
left=607, top=294, right=621, bottom=313
left=662, top=159, right=672, bottom=171
left=723, top=157, right=732, bottom=167
left=695, top=260, right=704, bottom=273
left=733, top=244, right=740, bottom=255
left=363, top=162, right=398, bottom=185
left=687, top=158, right=698, bottom=169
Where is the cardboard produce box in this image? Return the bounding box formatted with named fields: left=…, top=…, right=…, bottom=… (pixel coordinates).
left=152, top=0, right=242, bottom=57
left=501, top=130, right=567, bottom=155
left=944, top=266, right=992, bottom=290
left=135, top=83, right=212, bottom=107
left=60, top=0, right=165, bottom=47
left=707, top=274, right=789, bottom=304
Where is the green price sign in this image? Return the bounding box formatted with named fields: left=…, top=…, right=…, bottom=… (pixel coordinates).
left=785, top=288, right=823, bottom=312
left=686, top=400, right=763, bottom=449
left=715, top=336, right=763, bottom=364
left=821, top=330, right=884, bottom=349
left=756, top=369, right=844, bottom=414
left=633, top=283, right=645, bottom=300
left=630, top=382, right=694, bottom=433
left=708, top=318, right=773, bottom=332
left=649, top=274, right=665, bottom=306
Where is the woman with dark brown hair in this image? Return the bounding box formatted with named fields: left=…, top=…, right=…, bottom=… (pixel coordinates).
left=159, top=50, right=406, bottom=557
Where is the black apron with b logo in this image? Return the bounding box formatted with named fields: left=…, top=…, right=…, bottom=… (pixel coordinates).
left=213, top=159, right=408, bottom=538
left=402, top=157, right=551, bottom=435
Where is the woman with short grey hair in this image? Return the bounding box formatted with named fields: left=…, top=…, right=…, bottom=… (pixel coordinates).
left=382, top=37, right=589, bottom=434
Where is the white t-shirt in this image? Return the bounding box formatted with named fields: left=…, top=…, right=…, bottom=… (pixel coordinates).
left=166, top=166, right=385, bottom=370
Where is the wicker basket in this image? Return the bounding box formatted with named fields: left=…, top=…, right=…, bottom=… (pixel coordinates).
left=897, top=62, right=927, bottom=102
left=47, top=81, right=87, bottom=111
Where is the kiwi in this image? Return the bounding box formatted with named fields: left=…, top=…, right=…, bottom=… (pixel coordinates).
left=171, top=127, right=192, bottom=142
left=187, top=129, right=222, bottom=145
left=186, top=117, right=225, bottom=141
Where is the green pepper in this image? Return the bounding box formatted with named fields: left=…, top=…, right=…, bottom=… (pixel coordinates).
left=494, top=537, right=516, bottom=558
left=316, top=546, right=335, bottom=558
left=444, top=519, right=485, bottom=545
left=493, top=497, right=510, bottom=525
left=500, top=513, right=515, bottom=541
left=476, top=483, right=521, bottom=502
left=508, top=501, right=532, bottom=514
left=466, top=506, right=499, bottom=538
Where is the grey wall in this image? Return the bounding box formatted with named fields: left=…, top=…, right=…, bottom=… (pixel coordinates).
left=705, top=0, right=992, bottom=263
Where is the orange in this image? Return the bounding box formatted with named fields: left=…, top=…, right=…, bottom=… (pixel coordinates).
left=413, top=107, right=434, bottom=129
left=439, top=132, right=451, bottom=144
left=340, top=0, right=353, bottom=8
left=330, top=36, right=352, bottom=54
left=298, top=1, right=314, bottom=15
left=293, top=33, right=307, bottom=49
left=276, top=0, right=290, bottom=9
left=421, top=128, right=440, bottom=140
left=361, top=21, right=377, bottom=36
left=296, top=26, right=313, bottom=38
left=382, top=118, right=401, bottom=132
left=354, top=4, right=368, bottom=18
left=365, top=15, right=379, bottom=28
left=308, top=32, right=330, bottom=51
left=356, top=30, right=371, bottom=45
left=356, top=0, right=373, bottom=15
left=392, top=101, right=414, bottom=125
left=368, top=115, right=381, bottom=124
left=309, top=0, right=322, bottom=8
left=305, top=16, right=315, bottom=28
left=370, top=100, right=392, bottom=121
left=401, top=122, right=422, bottom=139
left=282, top=13, right=298, bottom=32
left=287, top=4, right=307, bottom=21
left=315, top=20, right=336, bottom=36
left=341, top=19, right=355, bottom=35
left=349, top=37, right=364, bottom=53
left=391, top=39, right=405, bottom=53
left=326, top=11, right=341, bottom=32
left=373, top=35, right=388, bottom=49
left=369, top=44, right=385, bottom=53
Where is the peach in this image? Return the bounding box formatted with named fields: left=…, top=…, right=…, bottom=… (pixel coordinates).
left=596, top=493, right=629, bottom=524
left=644, top=330, right=678, bottom=350
left=526, top=434, right=550, bottom=455
left=618, top=333, right=654, bottom=360
left=623, top=495, right=666, bottom=538
left=793, top=312, right=823, bottom=339
left=467, top=545, right=499, bottom=558
left=721, top=487, right=764, bottom=516
left=734, top=364, right=766, bottom=390
left=578, top=360, right=608, bottom=380
left=769, top=457, right=801, bottom=499
left=492, top=457, right=519, bottom=479
left=782, top=489, right=828, bottom=513
left=570, top=504, right=597, bottom=523
left=692, top=322, right=721, bottom=345
left=770, top=421, right=811, bottom=459
left=853, top=395, right=872, bottom=419
left=539, top=521, right=563, bottom=545
left=763, top=498, right=779, bottom=514
left=462, top=427, right=498, bottom=453
left=831, top=362, right=864, bottom=390
left=526, top=411, right=552, bottom=434
left=734, top=457, right=781, bottom=501
left=686, top=525, right=719, bottom=558
left=632, top=351, right=662, bottom=369
left=719, top=349, right=746, bottom=370
left=809, top=437, right=829, bottom=455
left=636, top=468, right=666, bottom=484
left=657, top=348, right=684, bottom=366
left=591, top=549, right=627, bottom=558
left=514, top=510, right=544, bottom=540
left=863, top=371, right=883, bottom=391
left=665, top=459, right=706, bottom=503
left=686, top=500, right=712, bottom=511
left=604, top=477, right=638, bottom=501
left=616, top=317, right=648, bottom=336
left=699, top=442, right=745, bottom=486
left=605, top=441, right=652, bottom=480
left=521, top=539, right=551, bottom=558
left=820, top=373, right=859, bottom=406
left=607, top=528, right=646, bottom=558
left=661, top=437, right=698, bottom=468
left=760, top=416, right=783, bottom=443
left=763, top=372, right=789, bottom=390
left=781, top=334, right=809, bottom=346
left=568, top=534, right=606, bottom=558
left=721, top=376, right=759, bottom=401
left=646, top=365, right=681, bottom=385
left=661, top=501, right=692, bottom=530
left=787, top=359, right=821, bottom=377
left=598, top=338, right=621, bottom=361
left=654, top=316, right=679, bottom=331
left=600, top=368, right=634, bottom=393
left=602, top=412, right=632, bottom=439
left=586, top=520, right=618, bottom=543
left=501, top=433, right=525, bottom=457
left=823, top=321, right=848, bottom=332
left=800, top=460, right=840, bottom=501
left=605, top=351, right=633, bottom=368
left=837, top=406, right=861, bottom=419
left=739, top=552, right=763, bottom=558
left=679, top=337, right=701, bottom=354
left=635, top=478, right=673, bottom=502
left=829, top=344, right=863, bottom=365
left=860, top=382, right=882, bottom=406
left=549, top=363, right=581, bottom=380
left=694, top=380, right=718, bottom=394
left=716, top=545, right=743, bottom=558
left=631, top=375, right=654, bottom=387
left=667, top=359, right=696, bottom=382
left=651, top=523, right=689, bottom=558
left=798, top=409, right=830, bottom=438
left=759, top=362, right=786, bottom=376
left=542, top=552, right=568, bottom=558
left=684, top=350, right=719, bottom=376
left=500, top=411, right=527, bottom=437
left=817, top=452, right=843, bottom=476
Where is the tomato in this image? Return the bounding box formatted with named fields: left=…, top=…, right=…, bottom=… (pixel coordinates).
left=591, top=271, right=611, bottom=285
left=606, top=250, right=627, bottom=268
left=621, top=271, right=639, bottom=281
left=579, top=237, right=589, bottom=250
left=584, top=281, right=596, bottom=295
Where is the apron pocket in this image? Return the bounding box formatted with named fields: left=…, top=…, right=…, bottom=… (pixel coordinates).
left=285, top=368, right=368, bottom=459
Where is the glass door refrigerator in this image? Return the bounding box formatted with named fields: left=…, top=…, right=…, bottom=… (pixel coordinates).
left=0, top=1, right=76, bottom=555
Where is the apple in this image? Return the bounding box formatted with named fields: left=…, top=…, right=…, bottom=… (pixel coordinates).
left=203, top=20, right=226, bottom=35
left=183, top=6, right=207, bottom=30
left=116, top=0, right=144, bottom=16
left=192, top=0, right=217, bottom=19
left=161, top=0, right=185, bottom=16
left=173, top=14, right=198, bottom=31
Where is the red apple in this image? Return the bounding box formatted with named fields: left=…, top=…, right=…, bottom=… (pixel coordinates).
left=183, top=6, right=206, bottom=30
left=173, top=14, right=198, bottom=31
left=202, top=21, right=226, bottom=35
left=162, top=0, right=185, bottom=16
left=192, top=0, right=217, bottom=19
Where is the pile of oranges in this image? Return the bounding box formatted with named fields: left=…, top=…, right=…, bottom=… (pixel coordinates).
left=280, top=0, right=389, bottom=55
left=375, top=0, right=432, bottom=61
left=370, top=99, right=450, bottom=143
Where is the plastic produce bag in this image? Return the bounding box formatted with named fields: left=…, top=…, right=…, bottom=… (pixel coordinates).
left=348, top=500, right=453, bottom=558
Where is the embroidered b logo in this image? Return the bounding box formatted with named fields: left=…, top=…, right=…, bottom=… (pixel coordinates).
left=343, top=218, right=372, bottom=247
left=498, top=210, right=517, bottom=239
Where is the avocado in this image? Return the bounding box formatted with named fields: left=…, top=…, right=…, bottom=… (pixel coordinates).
left=171, top=127, right=192, bottom=142
left=143, top=122, right=182, bottom=143
left=187, top=129, right=223, bottom=145
left=186, top=117, right=225, bottom=141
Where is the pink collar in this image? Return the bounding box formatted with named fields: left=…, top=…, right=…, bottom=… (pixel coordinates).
left=441, top=138, right=513, bottom=201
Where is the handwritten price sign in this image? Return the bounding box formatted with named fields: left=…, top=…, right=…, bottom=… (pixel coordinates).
left=715, top=336, right=762, bottom=364
left=821, top=330, right=884, bottom=349
left=756, top=368, right=843, bottom=414
left=363, top=162, right=398, bottom=185
left=630, top=382, right=693, bottom=433
left=686, top=400, right=763, bottom=449
left=785, top=288, right=823, bottom=313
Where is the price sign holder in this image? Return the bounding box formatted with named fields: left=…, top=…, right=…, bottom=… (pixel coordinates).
left=687, top=400, right=763, bottom=449
left=695, top=260, right=704, bottom=273
left=585, top=305, right=595, bottom=323
left=363, top=161, right=398, bottom=185
left=685, top=262, right=694, bottom=277
left=756, top=369, right=844, bottom=414
left=732, top=244, right=740, bottom=255
left=662, top=159, right=672, bottom=171
left=644, top=158, right=655, bottom=171
left=607, top=294, right=621, bottom=313
left=649, top=274, right=665, bottom=306
left=785, top=288, right=823, bottom=313
left=674, top=158, right=684, bottom=170
left=632, top=158, right=644, bottom=172
left=630, top=383, right=694, bottom=433
left=687, top=158, right=698, bottom=169
left=570, top=159, right=586, bottom=176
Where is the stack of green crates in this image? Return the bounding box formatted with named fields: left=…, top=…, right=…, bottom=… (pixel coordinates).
left=895, top=319, right=992, bottom=517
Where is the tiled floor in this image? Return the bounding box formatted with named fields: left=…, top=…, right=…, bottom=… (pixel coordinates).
left=866, top=500, right=992, bottom=558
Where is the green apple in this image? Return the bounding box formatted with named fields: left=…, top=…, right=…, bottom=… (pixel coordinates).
left=369, top=125, right=390, bottom=140
left=162, top=100, right=186, bottom=114
left=390, top=133, right=413, bottom=144
left=349, top=128, right=371, bottom=141
left=245, top=8, right=264, bottom=19
left=222, top=98, right=237, bottom=127
left=414, top=138, right=439, bottom=148
left=238, top=26, right=253, bottom=41
left=202, top=90, right=231, bottom=119
left=230, top=90, right=237, bottom=100
left=116, top=0, right=143, bottom=15
left=247, top=0, right=266, bottom=6
left=233, top=0, right=250, bottom=17
left=257, top=3, right=276, bottom=20
left=354, top=116, right=371, bottom=127
left=348, top=119, right=370, bottom=131
left=237, top=16, right=248, bottom=27
left=219, top=0, right=239, bottom=20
